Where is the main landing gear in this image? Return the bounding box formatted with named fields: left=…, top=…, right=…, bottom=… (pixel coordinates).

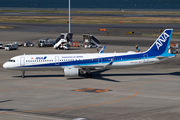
left=86, top=69, right=93, bottom=78
left=22, top=71, right=25, bottom=78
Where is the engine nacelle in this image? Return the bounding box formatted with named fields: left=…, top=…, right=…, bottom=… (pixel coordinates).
left=64, top=67, right=80, bottom=77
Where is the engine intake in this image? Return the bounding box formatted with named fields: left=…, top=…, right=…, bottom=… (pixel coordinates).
left=64, top=67, right=80, bottom=77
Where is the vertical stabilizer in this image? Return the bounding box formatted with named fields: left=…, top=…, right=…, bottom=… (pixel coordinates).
left=99, top=45, right=106, bottom=53
left=145, top=29, right=173, bottom=56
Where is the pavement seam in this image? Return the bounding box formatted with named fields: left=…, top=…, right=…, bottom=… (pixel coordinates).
left=21, top=92, right=139, bottom=113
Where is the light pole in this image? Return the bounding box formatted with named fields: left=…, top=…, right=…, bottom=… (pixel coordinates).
left=69, top=0, right=71, bottom=33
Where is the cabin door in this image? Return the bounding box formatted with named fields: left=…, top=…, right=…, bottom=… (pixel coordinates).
left=98, top=56, right=102, bottom=64
left=20, top=57, right=25, bottom=66
left=143, top=54, right=148, bottom=63
left=55, top=56, right=59, bottom=65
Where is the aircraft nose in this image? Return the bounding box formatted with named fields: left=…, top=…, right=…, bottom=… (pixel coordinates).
left=3, top=62, right=8, bottom=69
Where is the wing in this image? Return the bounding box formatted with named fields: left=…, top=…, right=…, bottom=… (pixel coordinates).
left=73, top=56, right=115, bottom=69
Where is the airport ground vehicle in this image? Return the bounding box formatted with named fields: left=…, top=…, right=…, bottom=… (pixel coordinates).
left=169, top=42, right=180, bottom=54
left=0, top=43, right=3, bottom=49
left=54, top=33, right=73, bottom=50
left=84, top=43, right=97, bottom=48
left=24, top=41, right=34, bottom=47
left=83, top=34, right=101, bottom=48
left=38, top=38, right=54, bottom=47
left=57, top=43, right=70, bottom=50
left=4, top=42, right=18, bottom=51
left=70, top=42, right=80, bottom=47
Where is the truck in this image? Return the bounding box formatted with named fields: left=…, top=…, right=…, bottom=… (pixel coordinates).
left=0, top=43, right=3, bottom=49
left=58, top=43, right=70, bottom=50
left=24, top=41, right=34, bottom=47
left=169, top=42, right=180, bottom=54
left=5, top=42, right=18, bottom=51
left=38, top=38, right=54, bottom=47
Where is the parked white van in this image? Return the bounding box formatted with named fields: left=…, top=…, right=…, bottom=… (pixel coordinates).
left=5, top=42, right=18, bottom=51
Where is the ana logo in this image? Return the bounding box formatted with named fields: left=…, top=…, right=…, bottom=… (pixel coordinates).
left=156, top=32, right=169, bottom=50
left=35, top=56, right=47, bottom=59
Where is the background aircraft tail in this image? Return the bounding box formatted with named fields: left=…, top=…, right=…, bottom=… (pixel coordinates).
left=145, top=29, right=173, bottom=56
left=99, top=45, right=106, bottom=53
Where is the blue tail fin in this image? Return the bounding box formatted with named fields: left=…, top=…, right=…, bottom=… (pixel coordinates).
left=146, top=29, right=173, bottom=56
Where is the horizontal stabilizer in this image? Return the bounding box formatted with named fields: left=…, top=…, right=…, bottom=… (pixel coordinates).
left=156, top=55, right=175, bottom=60
left=156, top=56, right=167, bottom=60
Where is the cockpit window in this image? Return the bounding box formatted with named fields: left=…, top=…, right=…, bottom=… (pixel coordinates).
left=8, top=60, right=15, bottom=62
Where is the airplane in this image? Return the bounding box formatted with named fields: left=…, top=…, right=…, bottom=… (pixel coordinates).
left=3, top=29, right=175, bottom=78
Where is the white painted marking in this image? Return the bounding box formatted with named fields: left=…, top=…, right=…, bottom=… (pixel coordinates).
left=2, top=112, right=65, bottom=120
left=3, top=13, right=21, bottom=15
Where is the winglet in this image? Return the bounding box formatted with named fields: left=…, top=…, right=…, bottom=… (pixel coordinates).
left=99, top=45, right=106, bottom=53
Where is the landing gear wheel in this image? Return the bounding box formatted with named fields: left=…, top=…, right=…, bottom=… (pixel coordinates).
left=86, top=72, right=93, bottom=78
left=22, top=71, right=25, bottom=78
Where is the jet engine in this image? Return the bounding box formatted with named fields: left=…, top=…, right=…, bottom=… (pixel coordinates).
left=64, top=67, right=80, bottom=77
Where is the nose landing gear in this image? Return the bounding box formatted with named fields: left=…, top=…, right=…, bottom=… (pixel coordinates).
left=22, top=71, right=25, bottom=78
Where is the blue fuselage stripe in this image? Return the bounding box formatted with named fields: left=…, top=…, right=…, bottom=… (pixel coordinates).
left=19, top=53, right=157, bottom=68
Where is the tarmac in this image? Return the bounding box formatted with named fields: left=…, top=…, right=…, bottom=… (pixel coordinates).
left=0, top=22, right=180, bottom=120
left=1, top=11, right=180, bottom=18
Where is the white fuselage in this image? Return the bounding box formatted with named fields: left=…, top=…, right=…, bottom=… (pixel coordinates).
left=3, top=52, right=164, bottom=71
